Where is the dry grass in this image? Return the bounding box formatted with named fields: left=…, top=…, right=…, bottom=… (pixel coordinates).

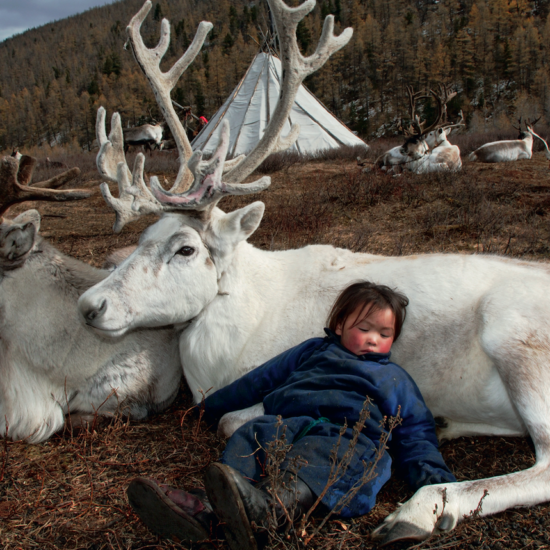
left=4, top=143, right=550, bottom=549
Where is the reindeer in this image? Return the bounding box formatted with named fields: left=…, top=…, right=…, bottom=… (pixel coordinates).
left=0, top=155, right=181, bottom=444
left=468, top=117, right=542, bottom=162
left=370, top=85, right=462, bottom=174
left=123, top=121, right=164, bottom=153
left=421, top=110, right=465, bottom=172
left=77, top=0, right=550, bottom=545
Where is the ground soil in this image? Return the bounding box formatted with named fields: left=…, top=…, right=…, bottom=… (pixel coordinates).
left=2, top=149, right=550, bottom=550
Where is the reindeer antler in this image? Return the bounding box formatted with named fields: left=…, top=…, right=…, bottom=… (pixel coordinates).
left=0, top=156, right=91, bottom=218
left=512, top=117, right=523, bottom=132
left=113, top=1, right=214, bottom=193
left=98, top=0, right=353, bottom=232
left=223, top=0, right=353, bottom=183
left=401, top=86, right=430, bottom=136
left=527, top=116, right=541, bottom=128
left=149, top=121, right=270, bottom=211
left=99, top=153, right=163, bottom=233
left=101, top=121, right=270, bottom=231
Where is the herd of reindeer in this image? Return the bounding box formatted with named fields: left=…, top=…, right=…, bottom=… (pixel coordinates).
left=359, top=84, right=550, bottom=174
left=3, top=0, right=550, bottom=546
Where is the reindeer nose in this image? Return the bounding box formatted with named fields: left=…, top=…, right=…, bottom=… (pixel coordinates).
left=83, top=299, right=107, bottom=324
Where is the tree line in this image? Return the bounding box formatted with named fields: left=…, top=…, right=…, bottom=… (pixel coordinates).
left=1, top=0, right=550, bottom=151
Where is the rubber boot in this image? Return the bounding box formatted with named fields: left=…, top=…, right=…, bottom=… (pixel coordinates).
left=127, top=477, right=218, bottom=542
left=204, top=463, right=314, bottom=550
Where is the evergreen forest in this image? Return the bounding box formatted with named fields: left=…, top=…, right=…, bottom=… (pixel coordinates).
left=1, top=0, right=550, bottom=151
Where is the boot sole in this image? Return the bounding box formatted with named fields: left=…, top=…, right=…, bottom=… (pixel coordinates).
left=127, top=477, right=210, bottom=542
left=204, top=464, right=258, bottom=550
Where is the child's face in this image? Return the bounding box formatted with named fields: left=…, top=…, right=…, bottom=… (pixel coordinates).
left=336, top=305, right=396, bottom=356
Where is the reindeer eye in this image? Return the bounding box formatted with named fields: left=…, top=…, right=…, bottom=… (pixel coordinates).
left=176, top=246, right=195, bottom=256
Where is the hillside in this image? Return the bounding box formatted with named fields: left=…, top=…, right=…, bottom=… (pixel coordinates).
left=1, top=0, right=550, bottom=151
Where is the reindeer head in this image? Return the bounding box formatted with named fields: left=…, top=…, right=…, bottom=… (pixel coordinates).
left=401, top=84, right=461, bottom=154
left=78, top=0, right=353, bottom=336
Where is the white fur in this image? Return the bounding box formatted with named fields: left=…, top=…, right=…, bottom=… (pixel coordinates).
left=78, top=189, right=550, bottom=539
left=123, top=123, right=163, bottom=147
left=0, top=212, right=181, bottom=443
left=421, top=127, right=462, bottom=172
left=469, top=132, right=534, bottom=162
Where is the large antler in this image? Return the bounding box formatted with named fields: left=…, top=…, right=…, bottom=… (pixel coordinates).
left=0, top=155, right=91, bottom=218
left=401, top=84, right=458, bottom=137
left=98, top=0, right=353, bottom=232
left=95, top=1, right=213, bottom=192
left=224, top=0, right=353, bottom=183
left=100, top=120, right=270, bottom=231
left=400, top=86, right=430, bottom=136
left=150, top=121, right=270, bottom=211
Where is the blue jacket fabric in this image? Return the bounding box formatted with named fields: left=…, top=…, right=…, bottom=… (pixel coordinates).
left=204, top=329, right=456, bottom=517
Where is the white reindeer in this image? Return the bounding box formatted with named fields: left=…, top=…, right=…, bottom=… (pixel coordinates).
left=420, top=111, right=465, bottom=172
left=468, top=117, right=542, bottom=162
left=123, top=122, right=164, bottom=153
left=369, top=85, right=463, bottom=175
left=77, top=0, right=550, bottom=545
left=0, top=155, right=181, bottom=443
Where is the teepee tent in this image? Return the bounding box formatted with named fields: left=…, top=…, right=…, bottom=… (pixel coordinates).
left=191, top=53, right=368, bottom=158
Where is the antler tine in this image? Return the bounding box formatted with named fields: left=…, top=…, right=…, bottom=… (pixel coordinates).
left=224, top=0, right=353, bottom=183
left=440, top=109, right=465, bottom=133
left=100, top=153, right=162, bottom=233
left=527, top=116, right=541, bottom=128
left=0, top=156, right=91, bottom=218
left=96, top=107, right=131, bottom=184
left=150, top=120, right=271, bottom=212
left=126, top=0, right=213, bottom=192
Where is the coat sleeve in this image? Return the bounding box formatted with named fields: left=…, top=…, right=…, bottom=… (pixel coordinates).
left=378, top=365, right=457, bottom=490
left=202, top=338, right=323, bottom=425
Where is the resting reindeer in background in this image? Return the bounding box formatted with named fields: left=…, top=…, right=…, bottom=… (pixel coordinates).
left=76, top=0, right=550, bottom=545
left=469, top=117, right=542, bottom=162
left=368, top=85, right=462, bottom=174
left=0, top=155, right=180, bottom=443
left=422, top=110, right=465, bottom=172
left=123, top=121, right=164, bottom=153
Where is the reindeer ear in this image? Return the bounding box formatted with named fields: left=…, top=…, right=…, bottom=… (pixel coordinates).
left=12, top=209, right=41, bottom=233
left=0, top=210, right=40, bottom=269
left=217, top=201, right=265, bottom=243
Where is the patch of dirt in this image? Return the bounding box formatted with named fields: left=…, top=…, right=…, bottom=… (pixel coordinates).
left=4, top=150, right=550, bottom=549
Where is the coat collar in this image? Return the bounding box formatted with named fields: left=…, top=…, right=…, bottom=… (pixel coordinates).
left=323, top=328, right=391, bottom=363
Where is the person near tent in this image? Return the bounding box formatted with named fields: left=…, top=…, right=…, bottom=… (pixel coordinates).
left=126, top=282, right=456, bottom=549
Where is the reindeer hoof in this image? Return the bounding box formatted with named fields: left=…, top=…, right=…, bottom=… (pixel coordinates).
left=371, top=521, right=430, bottom=547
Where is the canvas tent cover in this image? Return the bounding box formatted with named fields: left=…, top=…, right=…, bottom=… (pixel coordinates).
left=192, top=53, right=367, bottom=157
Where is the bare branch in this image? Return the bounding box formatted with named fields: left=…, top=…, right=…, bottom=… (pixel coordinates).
left=0, top=156, right=91, bottom=217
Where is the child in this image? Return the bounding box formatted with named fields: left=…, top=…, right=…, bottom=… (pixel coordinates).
left=127, top=282, right=456, bottom=549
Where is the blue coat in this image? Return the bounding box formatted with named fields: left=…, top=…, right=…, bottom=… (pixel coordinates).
left=204, top=329, right=455, bottom=516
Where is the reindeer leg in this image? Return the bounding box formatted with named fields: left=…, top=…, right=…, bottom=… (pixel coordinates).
left=373, top=296, right=550, bottom=545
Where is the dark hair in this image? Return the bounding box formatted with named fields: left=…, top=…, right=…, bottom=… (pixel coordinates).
left=327, top=281, right=409, bottom=342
